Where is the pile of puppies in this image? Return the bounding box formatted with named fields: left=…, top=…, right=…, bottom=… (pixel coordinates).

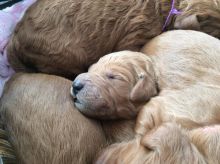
left=1, top=0, right=220, bottom=163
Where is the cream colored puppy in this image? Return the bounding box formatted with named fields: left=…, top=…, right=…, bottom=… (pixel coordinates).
left=71, top=30, right=220, bottom=135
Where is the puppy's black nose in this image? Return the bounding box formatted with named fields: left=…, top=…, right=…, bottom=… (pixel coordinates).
left=72, top=80, right=84, bottom=95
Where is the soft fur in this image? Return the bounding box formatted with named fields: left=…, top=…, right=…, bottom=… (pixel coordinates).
left=95, top=123, right=220, bottom=164
left=0, top=73, right=135, bottom=164
left=7, top=0, right=220, bottom=78
left=71, top=30, right=220, bottom=162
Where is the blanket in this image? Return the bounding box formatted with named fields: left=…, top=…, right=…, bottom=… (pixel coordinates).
left=0, top=0, right=36, bottom=97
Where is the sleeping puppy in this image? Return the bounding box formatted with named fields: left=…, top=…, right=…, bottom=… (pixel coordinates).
left=71, top=30, right=220, bottom=163
left=95, top=123, right=220, bottom=164
left=71, top=30, right=220, bottom=134
left=0, top=73, right=134, bottom=164
left=7, top=0, right=220, bottom=78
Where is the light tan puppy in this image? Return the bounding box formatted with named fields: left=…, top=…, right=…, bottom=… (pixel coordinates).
left=71, top=30, right=220, bottom=162
left=72, top=30, right=220, bottom=130
left=0, top=73, right=135, bottom=164
left=7, top=0, right=220, bottom=78
left=95, top=124, right=220, bottom=164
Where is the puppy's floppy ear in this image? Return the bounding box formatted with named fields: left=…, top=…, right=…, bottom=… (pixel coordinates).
left=130, top=72, right=157, bottom=103
left=174, top=14, right=201, bottom=30
left=140, top=123, right=206, bottom=163
left=141, top=123, right=185, bottom=153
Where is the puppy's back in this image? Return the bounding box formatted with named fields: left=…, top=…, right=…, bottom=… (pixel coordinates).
left=7, top=0, right=161, bottom=78
left=141, top=30, right=220, bottom=90
left=0, top=73, right=106, bottom=164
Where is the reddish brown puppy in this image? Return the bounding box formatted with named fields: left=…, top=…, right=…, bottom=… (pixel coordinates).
left=7, top=0, right=220, bottom=78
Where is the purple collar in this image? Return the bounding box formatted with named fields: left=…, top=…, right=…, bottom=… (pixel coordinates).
left=162, top=0, right=182, bottom=31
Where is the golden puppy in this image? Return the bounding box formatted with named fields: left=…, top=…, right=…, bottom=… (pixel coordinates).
left=7, top=0, right=220, bottom=78
left=0, top=73, right=135, bottom=164
left=95, top=123, right=220, bottom=164
left=71, top=30, right=220, bottom=134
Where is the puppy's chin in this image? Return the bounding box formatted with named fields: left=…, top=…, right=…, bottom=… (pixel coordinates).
left=76, top=106, right=117, bottom=120
left=78, top=110, right=109, bottom=120
left=73, top=96, right=117, bottom=119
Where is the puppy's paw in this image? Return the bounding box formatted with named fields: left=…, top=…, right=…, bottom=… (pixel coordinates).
left=135, top=102, right=163, bottom=136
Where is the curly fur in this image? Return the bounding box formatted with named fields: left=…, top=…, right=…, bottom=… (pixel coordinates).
left=7, top=0, right=220, bottom=78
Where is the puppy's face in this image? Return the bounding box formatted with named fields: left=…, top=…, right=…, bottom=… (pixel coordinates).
left=71, top=51, right=157, bottom=119
left=174, top=0, right=220, bottom=38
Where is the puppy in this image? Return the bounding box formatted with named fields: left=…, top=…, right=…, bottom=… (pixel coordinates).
left=71, top=30, right=220, bottom=134
left=0, top=73, right=135, bottom=164
left=95, top=123, right=220, bottom=164
left=7, top=0, right=220, bottom=78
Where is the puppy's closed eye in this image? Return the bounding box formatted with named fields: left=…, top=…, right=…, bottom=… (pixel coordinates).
left=106, top=72, right=124, bottom=81
left=106, top=73, right=116, bottom=79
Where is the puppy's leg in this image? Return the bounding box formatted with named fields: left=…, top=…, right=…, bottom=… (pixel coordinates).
left=135, top=99, right=164, bottom=136
left=135, top=91, right=219, bottom=135
left=134, top=98, right=204, bottom=136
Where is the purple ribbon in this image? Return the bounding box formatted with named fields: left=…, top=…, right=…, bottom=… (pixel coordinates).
left=162, top=0, right=182, bottom=31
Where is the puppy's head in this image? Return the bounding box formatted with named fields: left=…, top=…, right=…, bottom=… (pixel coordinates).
left=95, top=123, right=206, bottom=164
left=174, top=0, right=220, bottom=38
left=71, top=51, right=158, bottom=119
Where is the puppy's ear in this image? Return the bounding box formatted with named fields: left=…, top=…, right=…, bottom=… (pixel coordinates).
left=140, top=123, right=206, bottom=163
left=130, top=73, right=157, bottom=103
left=141, top=123, right=186, bottom=153
left=141, top=123, right=179, bottom=147
left=174, top=14, right=200, bottom=30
